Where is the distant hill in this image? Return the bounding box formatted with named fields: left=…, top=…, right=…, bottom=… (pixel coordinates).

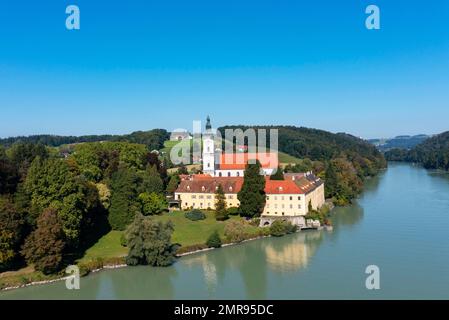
left=385, top=131, right=449, bottom=170
left=219, top=125, right=384, bottom=163
left=368, top=134, right=429, bottom=151
left=0, top=129, right=169, bottom=151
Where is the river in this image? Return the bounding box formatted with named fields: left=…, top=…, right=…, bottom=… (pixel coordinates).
left=1, top=163, right=449, bottom=299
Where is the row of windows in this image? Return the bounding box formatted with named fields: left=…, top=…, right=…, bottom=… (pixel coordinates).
left=185, top=202, right=212, bottom=208
left=217, top=172, right=241, bottom=177
left=188, top=195, right=234, bottom=199
left=267, top=196, right=301, bottom=201
left=266, top=212, right=286, bottom=216
left=266, top=204, right=301, bottom=209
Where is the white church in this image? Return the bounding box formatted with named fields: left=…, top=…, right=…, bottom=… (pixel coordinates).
left=201, top=116, right=278, bottom=177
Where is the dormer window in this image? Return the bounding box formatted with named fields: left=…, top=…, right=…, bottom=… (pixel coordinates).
left=279, top=187, right=283, bottom=192
left=201, top=186, right=205, bottom=191
left=186, top=185, right=190, bottom=191
left=229, top=186, right=233, bottom=192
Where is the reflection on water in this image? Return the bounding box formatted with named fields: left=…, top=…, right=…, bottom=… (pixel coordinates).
left=265, top=232, right=323, bottom=273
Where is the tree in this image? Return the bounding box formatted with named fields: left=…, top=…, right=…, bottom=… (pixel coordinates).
left=0, top=197, right=25, bottom=269
left=270, top=166, right=284, bottom=180
left=214, top=184, right=228, bottom=221
left=237, top=160, right=266, bottom=217
left=177, top=165, right=188, bottom=175
left=108, top=166, right=140, bottom=230
left=125, top=214, right=177, bottom=266
left=139, top=165, right=164, bottom=194
left=206, top=230, right=222, bottom=248
left=166, top=175, right=180, bottom=194
left=308, top=200, right=313, bottom=214
left=21, top=208, right=66, bottom=274
left=138, top=192, right=167, bottom=216
left=24, top=157, right=96, bottom=245
left=0, top=147, right=18, bottom=194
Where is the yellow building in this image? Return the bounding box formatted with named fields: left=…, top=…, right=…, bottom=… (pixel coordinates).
left=174, top=172, right=325, bottom=226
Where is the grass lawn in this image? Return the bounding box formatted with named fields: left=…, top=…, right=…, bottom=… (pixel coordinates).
left=77, top=230, right=128, bottom=264
left=153, top=210, right=260, bottom=247
left=278, top=151, right=303, bottom=165
left=77, top=211, right=261, bottom=263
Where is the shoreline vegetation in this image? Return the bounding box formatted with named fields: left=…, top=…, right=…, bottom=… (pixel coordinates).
left=0, top=125, right=385, bottom=291
left=1, top=223, right=335, bottom=292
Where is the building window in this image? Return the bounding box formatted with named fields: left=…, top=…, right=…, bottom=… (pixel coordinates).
left=289, top=196, right=292, bottom=200
left=208, top=203, right=210, bottom=207
left=206, top=195, right=212, bottom=199
left=192, top=195, right=196, bottom=199
left=298, top=204, right=301, bottom=209
left=177, top=195, right=181, bottom=200
left=199, top=195, right=204, bottom=199
left=227, top=172, right=231, bottom=177
left=237, top=172, right=240, bottom=177
left=219, top=172, right=222, bottom=177
left=228, top=195, right=233, bottom=199
left=290, top=204, right=293, bottom=209
left=282, top=212, right=285, bottom=216
left=298, top=196, right=301, bottom=200
left=281, top=196, right=284, bottom=201
left=200, top=203, right=203, bottom=207
left=281, top=204, right=285, bottom=209
left=266, top=196, right=269, bottom=200
left=185, top=202, right=188, bottom=206
left=274, top=204, right=277, bottom=209
left=274, top=196, right=277, bottom=200
left=207, top=163, right=210, bottom=168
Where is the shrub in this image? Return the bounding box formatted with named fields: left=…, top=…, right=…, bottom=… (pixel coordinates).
left=184, top=209, right=206, bottom=221
left=226, top=207, right=240, bottom=216
left=206, top=230, right=222, bottom=248
left=224, top=220, right=249, bottom=243
left=249, top=218, right=260, bottom=227
left=269, top=220, right=297, bottom=237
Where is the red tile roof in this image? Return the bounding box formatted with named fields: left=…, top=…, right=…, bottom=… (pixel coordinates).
left=219, top=152, right=278, bottom=170
left=175, top=173, right=322, bottom=195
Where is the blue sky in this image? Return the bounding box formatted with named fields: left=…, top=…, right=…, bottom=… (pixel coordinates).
left=1, top=0, right=448, bottom=139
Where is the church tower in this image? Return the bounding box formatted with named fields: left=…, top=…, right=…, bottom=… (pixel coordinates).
left=202, top=116, right=215, bottom=176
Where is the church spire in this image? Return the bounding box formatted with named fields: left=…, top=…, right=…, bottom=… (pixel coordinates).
left=205, top=115, right=212, bottom=131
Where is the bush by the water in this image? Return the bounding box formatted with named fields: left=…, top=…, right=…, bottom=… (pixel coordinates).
left=184, top=209, right=206, bottom=221
left=224, top=220, right=250, bottom=243
left=269, top=220, right=298, bottom=237
left=206, top=230, right=222, bottom=248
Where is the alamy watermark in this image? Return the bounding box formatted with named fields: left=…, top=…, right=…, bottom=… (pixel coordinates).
left=365, top=265, right=380, bottom=290
left=65, top=265, right=80, bottom=290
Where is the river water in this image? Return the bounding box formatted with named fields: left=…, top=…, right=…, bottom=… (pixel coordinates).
left=1, top=163, right=449, bottom=299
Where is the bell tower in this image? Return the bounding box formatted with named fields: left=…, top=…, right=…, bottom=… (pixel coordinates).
left=202, top=116, right=215, bottom=176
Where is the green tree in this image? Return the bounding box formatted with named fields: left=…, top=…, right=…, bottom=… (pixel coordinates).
left=138, top=192, right=167, bottom=216
left=21, top=208, right=66, bottom=274
left=214, top=184, right=228, bottom=221
left=237, top=160, right=266, bottom=217
left=270, top=166, right=284, bottom=180
left=139, top=165, right=164, bottom=194
left=206, top=230, right=222, bottom=248
left=25, top=157, right=96, bottom=245
left=108, top=166, right=139, bottom=230
left=166, top=175, right=180, bottom=194
left=125, top=214, right=177, bottom=266
left=0, top=147, right=18, bottom=194
left=0, top=197, right=25, bottom=269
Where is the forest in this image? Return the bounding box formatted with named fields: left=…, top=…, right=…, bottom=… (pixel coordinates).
left=385, top=131, right=449, bottom=171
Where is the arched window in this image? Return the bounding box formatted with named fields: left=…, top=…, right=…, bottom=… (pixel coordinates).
left=227, top=172, right=231, bottom=177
